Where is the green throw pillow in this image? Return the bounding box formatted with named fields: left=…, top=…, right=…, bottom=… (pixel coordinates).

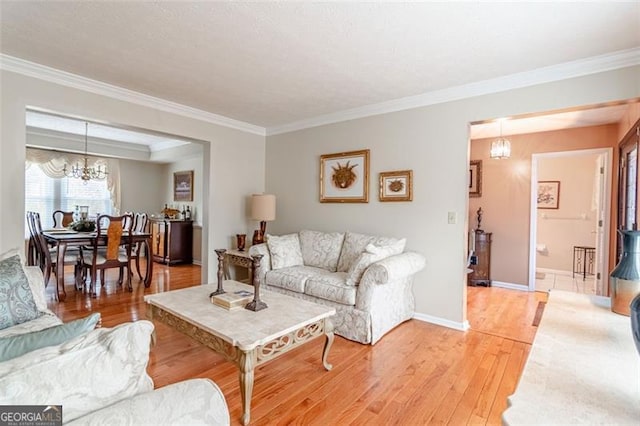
left=0, top=313, right=101, bottom=362
left=0, top=254, right=41, bottom=330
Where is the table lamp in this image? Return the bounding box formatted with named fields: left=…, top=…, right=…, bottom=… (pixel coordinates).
left=251, top=194, right=276, bottom=245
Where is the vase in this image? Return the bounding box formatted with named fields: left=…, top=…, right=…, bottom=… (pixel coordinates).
left=631, top=293, right=640, bottom=356
left=236, top=234, right=246, bottom=251
left=610, top=230, right=640, bottom=316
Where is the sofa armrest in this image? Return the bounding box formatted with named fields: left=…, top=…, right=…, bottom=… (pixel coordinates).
left=248, top=243, right=271, bottom=284
left=67, top=378, right=230, bottom=426
left=360, top=251, right=426, bottom=286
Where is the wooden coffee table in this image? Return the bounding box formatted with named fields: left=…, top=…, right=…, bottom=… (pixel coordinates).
left=144, top=280, right=335, bottom=425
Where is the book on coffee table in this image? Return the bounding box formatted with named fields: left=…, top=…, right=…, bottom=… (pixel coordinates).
left=211, top=290, right=253, bottom=310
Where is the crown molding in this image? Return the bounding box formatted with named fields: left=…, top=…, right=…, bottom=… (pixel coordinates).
left=266, top=47, right=640, bottom=136
left=0, top=54, right=266, bottom=136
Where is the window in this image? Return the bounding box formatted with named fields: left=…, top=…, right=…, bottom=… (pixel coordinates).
left=25, top=166, right=112, bottom=233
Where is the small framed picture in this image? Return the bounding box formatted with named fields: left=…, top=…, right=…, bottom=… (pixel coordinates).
left=469, top=160, right=482, bottom=198
left=174, top=170, right=194, bottom=202
left=537, top=180, right=560, bottom=209
left=320, top=149, right=370, bottom=203
left=379, top=170, right=413, bottom=202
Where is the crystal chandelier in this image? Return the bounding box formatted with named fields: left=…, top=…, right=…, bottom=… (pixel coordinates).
left=63, top=122, right=108, bottom=183
left=490, top=119, right=511, bottom=159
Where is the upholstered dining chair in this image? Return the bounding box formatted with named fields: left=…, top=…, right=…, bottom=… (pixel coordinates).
left=28, top=211, right=81, bottom=288
left=52, top=210, right=75, bottom=228
left=78, top=214, right=133, bottom=297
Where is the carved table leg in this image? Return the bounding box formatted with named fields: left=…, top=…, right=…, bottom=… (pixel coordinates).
left=239, top=349, right=257, bottom=426
left=322, top=318, right=334, bottom=371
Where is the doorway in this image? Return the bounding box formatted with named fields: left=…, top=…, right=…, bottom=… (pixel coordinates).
left=528, top=148, right=612, bottom=295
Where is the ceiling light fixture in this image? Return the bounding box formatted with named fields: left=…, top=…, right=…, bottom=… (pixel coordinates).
left=490, top=119, right=511, bottom=159
left=63, top=122, right=108, bottom=183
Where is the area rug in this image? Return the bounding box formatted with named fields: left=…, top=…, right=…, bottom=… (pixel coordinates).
left=532, top=301, right=546, bottom=326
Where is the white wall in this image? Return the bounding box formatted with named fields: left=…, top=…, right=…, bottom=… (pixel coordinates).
left=265, top=66, right=640, bottom=328
left=0, top=70, right=265, bottom=283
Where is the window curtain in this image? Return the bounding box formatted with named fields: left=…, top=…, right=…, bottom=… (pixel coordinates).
left=25, top=148, right=121, bottom=213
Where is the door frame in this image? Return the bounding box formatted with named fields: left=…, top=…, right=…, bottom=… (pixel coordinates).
left=528, top=148, right=612, bottom=291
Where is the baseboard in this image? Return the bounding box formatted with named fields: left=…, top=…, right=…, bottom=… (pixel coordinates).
left=192, top=260, right=202, bottom=266
left=492, top=281, right=531, bottom=291
left=413, top=312, right=470, bottom=331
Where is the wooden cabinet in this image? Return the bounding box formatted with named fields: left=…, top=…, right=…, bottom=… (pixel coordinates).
left=151, top=219, right=193, bottom=265
left=468, top=231, right=492, bottom=287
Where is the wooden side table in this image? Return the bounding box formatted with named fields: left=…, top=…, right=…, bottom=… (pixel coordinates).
left=468, top=231, right=492, bottom=287
left=224, top=249, right=253, bottom=284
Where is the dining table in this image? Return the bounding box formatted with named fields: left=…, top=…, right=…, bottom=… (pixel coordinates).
left=43, top=229, right=153, bottom=301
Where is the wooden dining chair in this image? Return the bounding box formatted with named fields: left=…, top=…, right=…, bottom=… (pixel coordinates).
left=130, top=212, right=149, bottom=280
left=79, top=214, right=133, bottom=297
left=29, top=211, right=80, bottom=288
left=52, top=210, right=75, bottom=228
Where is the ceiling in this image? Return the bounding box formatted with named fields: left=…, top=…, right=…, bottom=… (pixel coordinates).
left=1, top=2, right=639, bottom=134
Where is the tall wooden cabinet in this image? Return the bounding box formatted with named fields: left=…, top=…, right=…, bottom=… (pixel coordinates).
left=468, top=231, right=492, bottom=287
left=151, top=219, right=193, bottom=265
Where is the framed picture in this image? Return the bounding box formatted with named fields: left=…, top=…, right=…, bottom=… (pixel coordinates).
left=537, top=181, right=560, bottom=209
left=469, top=160, right=482, bottom=198
left=174, top=170, right=194, bottom=202
left=379, top=170, right=413, bottom=202
left=320, top=149, right=369, bottom=203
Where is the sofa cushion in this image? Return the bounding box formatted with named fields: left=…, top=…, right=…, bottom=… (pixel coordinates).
left=0, top=320, right=155, bottom=422
left=346, top=240, right=407, bottom=286
left=266, top=233, right=304, bottom=270
left=0, top=313, right=101, bottom=362
left=0, top=253, right=42, bottom=330
left=337, top=232, right=406, bottom=272
left=299, top=230, right=345, bottom=272
left=265, top=265, right=331, bottom=293
left=305, top=273, right=355, bottom=306
left=0, top=312, right=62, bottom=339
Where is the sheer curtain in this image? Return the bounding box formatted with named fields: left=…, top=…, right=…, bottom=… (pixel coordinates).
left=25, top=148, right=121, bottom=213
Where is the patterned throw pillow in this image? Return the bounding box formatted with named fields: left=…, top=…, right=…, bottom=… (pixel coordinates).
left=266, top=233, right=304, bottom=270
left=345, top=239, right=407, bottom=286
left=0, top=254, right=42, bottom=330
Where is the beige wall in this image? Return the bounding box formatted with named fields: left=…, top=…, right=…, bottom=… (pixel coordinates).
left=617, top=101, right=640, bottom=140
left=265, top=66, right=640, bottom=328
left=536, top=154, right=600, bottom=271
left=470, top=125, right=617, bottom=285
left=1, top=69, right=266, bottom=284
left=119, top=158, right=166, bottom=215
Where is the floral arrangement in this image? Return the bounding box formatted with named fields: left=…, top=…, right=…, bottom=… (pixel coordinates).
left=69, top=219, right=96, bottom=232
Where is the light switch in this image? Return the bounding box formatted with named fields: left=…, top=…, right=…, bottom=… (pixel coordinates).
left=448, top=211, right=457, bottom=224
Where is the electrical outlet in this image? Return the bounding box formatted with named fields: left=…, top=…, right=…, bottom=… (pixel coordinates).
left=447, top=211, right=457, bottom=224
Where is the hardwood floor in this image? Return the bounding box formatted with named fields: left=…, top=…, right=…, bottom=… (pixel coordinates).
left=48, top=263, right=546, bottom=425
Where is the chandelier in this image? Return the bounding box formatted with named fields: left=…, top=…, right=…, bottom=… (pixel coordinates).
left=63, top=122, right=108, bottom=183
left=490, top=119, right=511, bottom=159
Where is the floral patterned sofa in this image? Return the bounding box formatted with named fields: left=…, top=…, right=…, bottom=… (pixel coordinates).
left=249, top=230, right=426, bottom=344
left=0, top=249, right=229, bottom=425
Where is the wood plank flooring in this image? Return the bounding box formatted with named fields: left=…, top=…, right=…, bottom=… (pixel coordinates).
left=47, top=263, right=546, bottom=425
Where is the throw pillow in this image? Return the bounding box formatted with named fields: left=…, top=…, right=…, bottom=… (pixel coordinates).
left=0, top=254, right=42, bottom=330
left=0, top=312, right=101, bottom=362
left=345, top=239, right=407, bottom=286
left=266, top=233, right=304, bottom=270
left=299, top=230, right=345, bottom=272
left=1, top=248, right=47, bottom=312
left=337, top=232, right=376, bottom=272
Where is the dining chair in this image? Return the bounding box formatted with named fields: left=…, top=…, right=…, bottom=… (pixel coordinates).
left=79, top=214, right=133, bottom=297
left=130, top=212, right=149, bottom=281
left=29, top=211, right=81, bottom=288
left=52, top=210, right=75, bottom=228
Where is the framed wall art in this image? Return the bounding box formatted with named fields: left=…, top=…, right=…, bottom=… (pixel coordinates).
left=174, top=170, right=194, bottom=202
left=320, top=149, right=369, bottom=203
left=537, top=180, right=560, bottom=209
left=379, top=170, right=413, bottom=202
left=469, top=160, right=482, bottom=198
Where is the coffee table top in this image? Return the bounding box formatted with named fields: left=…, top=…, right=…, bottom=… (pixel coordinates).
left=144, top=280, right=335, bottom=351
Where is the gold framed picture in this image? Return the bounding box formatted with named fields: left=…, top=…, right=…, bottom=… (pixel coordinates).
left=379, top=170, right=413, bottom=202
left=320, top=149, right=370, bottom=203
left=174, top=170, right=194, bottom=202
left=469, top=160, right=482, bottom=198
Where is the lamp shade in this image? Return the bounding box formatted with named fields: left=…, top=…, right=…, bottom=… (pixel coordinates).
left=251, top=194, right=276, bottom=221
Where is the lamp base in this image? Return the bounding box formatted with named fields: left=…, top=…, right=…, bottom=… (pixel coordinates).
left=252, top=221, right=268, bottom=245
